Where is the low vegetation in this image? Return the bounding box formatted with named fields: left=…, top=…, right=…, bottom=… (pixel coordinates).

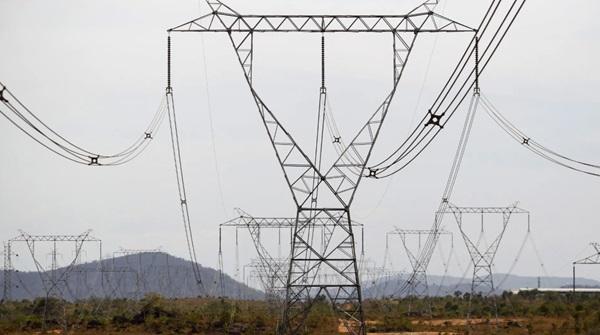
left=0, top=291, right=599, bottom=334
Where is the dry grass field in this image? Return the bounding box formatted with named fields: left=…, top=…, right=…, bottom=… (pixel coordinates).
left=1, top=291, right=599, bottom=334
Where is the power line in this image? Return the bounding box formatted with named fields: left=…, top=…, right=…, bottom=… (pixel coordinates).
left=0, top=81, right=167, bottom=166
left=200, top=35, right=228, bottom=217
left=166, top=35, right=205, bottom=294
left=369, top=0, right=527, bottom=178
left=480, top=93, right=600, bottom=177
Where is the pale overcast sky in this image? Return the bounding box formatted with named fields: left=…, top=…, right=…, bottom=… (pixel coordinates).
left=1, top=0, right=599, bottom=284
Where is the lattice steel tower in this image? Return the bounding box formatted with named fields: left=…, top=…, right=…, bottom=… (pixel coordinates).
left=219, top=210, right=364, bottom=302
left=441, top=203, right=530, bottom=296
left=170, top=1, right=473, bottom=333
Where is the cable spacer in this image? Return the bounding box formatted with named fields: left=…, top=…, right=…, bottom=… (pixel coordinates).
left=333, top=136, right=341, bottom=143
left=181, top=199, right=187, bottom=205
left=367, top=168, right=378, bottom=178
left=0, top=87, right=7, bottom=103
left=88, top=156, right=100, bottom=166
left=522, top=137, right=530, bottom=145
left=425, top=110, right=444, bottom=128
left=145, top=132, right=153, bottom=140
left=442, top=198, right=449, bottom=203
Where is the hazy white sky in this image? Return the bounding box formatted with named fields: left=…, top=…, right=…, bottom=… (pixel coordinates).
left=1, top=0, right=599, bottom=284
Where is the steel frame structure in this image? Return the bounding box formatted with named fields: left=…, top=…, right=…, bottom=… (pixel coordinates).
left=3, top=230, right=102, bottom=302
left=2, top=242, right=16, bottom=301
left=111, top=247, right=166, bottom=298
left=440, top=203, right=529, bottom=296
left=572, top=242, right=600, bottom=292
left=219, top=210, right=364, bottom=301
left=242, top=257, right=289, bottom=299
left=357, top=257, right=386, bottom=291
left=388, top=228, right=452, bottom=299
left=170, top=1, right=473, bottom=333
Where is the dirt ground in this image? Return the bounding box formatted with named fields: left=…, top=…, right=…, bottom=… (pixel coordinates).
left=413, top=317, right=526, bottom=326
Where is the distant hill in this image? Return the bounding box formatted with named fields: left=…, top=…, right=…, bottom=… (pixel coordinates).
left=0, top=252, right=262, bottom=301
left=363, top=273, right=600, bottom=298
left=5, top=256, right=598, bottom=301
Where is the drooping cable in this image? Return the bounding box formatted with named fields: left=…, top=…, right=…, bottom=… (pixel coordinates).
left=480, top=94, right=600, bottom=177
left=166, top=35, right=205, bottom=294
left=200, top=35, right=228, bottom=217
left=368, top=0, right=527, bottom=178
left=394, top=92, right=480, bottom=297
left=494, top=228, right=530, bottom=292
left=376, top=0, right=529, bottom=296
left=0, top=81, right=167, bottom=166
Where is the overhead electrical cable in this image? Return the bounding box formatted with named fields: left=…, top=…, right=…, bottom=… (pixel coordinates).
left=375, top=0, right=531, bottom=296
left=368, top=0, right=527, bottom=178
left=0, top=81, right=167, bottom=166
left=393, top=90, right=480, bottom=297
left=480, top=94, right=600, bottom=177
left=165, top=34, right=205, bottom=294
left=200, top=35, right=229, bottom=217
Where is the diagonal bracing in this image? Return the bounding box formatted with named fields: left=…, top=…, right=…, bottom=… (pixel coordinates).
left=441, top=203, right=530, bottom=296
left=170, top=1, right=474, bottom=333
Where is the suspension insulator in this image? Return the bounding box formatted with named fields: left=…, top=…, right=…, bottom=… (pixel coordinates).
left=168, top=35, right=172, bottom=89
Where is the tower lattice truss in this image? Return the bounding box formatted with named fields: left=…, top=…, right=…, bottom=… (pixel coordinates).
left=170, top=1, right=474, bottom=334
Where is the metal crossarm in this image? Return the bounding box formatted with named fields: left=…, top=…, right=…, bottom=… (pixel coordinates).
left=169, top=13, right=475, bottom=34
left=574, top=242, right=600, bottom=265
left=10, top=231, right=101, bottom=243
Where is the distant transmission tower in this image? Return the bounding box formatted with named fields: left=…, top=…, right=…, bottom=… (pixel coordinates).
left=112, top=247, right=165, bottom=298
left=441, top=203, right=529, bottom=296
left=572, top=242, right=600, bottom=292
left=388, top=228, right=452, bottom=299
left=6, top=230, right=101, bottom=301
left=4, top=230, right=101, bottom=329
left=2, top=242, right=16, bottom=302
left=219, top=209, right=364, bottom=301
left=170, top=1, right=472, bottom=333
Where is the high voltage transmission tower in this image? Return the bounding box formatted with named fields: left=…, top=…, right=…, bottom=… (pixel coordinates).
left=440, top=203, right=530, bottom=297
left=2, top=242, right=16, bottom=302
left=3, top=230, right=102, bottom=302
left=2, top=230, right=101, bottom=328
left=170, top=1, right=476, bottom=333
left=572, top=243, right=600, bottom=292
left=387, top=228, right=453, bottom=300
left=218, top=209, right=364, bottom=302
left=242, top=258, right=288, bottom=300
left=111, top=248, right=166, bottom=298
